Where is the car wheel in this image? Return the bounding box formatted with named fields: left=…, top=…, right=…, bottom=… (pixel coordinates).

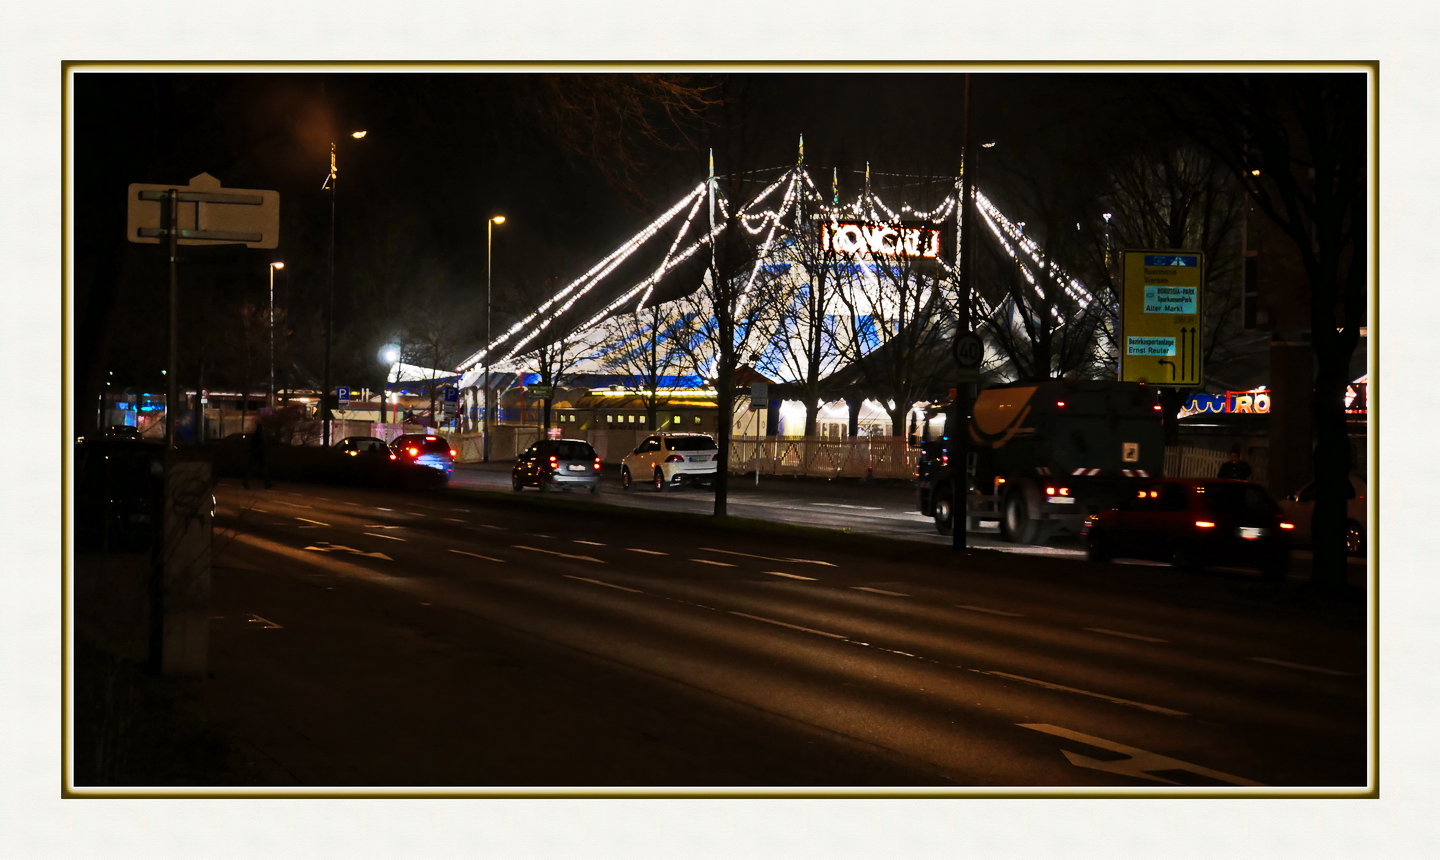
left=621, top=467, right=632, bottom=491
left=589, top=483, right=599, bottom=495
left=539, top=474, right=551, bottom=493
left=1085, top=529, right=1113, bottom=563
left=511, top=472, right=524, bottom=492
left=1345, top=519, right=1365, bottom=557
left=1000, top=486, right=1042, bottom=544
left=933, top=488, right=954, bottom=536
left=653, top=468, right=667, bottom=492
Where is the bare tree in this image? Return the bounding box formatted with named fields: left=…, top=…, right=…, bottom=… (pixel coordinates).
left=1172, top=73, right=1368, bottom=595
left=598, top=302, right=690, bottom=430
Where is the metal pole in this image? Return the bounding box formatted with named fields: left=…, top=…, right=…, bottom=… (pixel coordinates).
left=952, top=73, right=973, bottom=553
left=269, top=263, right=276, bottom=410
left=166, top=188, right=178, bottom=449
left=323, top=141, right=335, bottom=447
left=484, top=219, right=492, bottom=463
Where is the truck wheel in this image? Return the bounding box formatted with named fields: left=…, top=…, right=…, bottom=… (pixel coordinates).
left=933, top=490, right=954, bottom=536
left=1000, top=486, right=1041, bottom=545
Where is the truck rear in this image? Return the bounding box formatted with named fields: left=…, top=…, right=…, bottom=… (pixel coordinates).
left=917, top=380, right=1165, bottom=543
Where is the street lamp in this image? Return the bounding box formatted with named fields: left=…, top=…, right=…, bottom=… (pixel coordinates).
left=484, top=214, right=505, bottom=463
left=322, top=128, right=367, bottom=447
left=268, top=262, right=284, bottom=410
left=381, top=343, right=400, bottom=425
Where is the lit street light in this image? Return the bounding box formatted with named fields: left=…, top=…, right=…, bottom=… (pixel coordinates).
left=381, top=343, right=400, bottom=425
left=322, top=128, right=367, bottom=447
left=268, top=261, right=284, bottom=410
left=484, top=214, right=505, bottom=463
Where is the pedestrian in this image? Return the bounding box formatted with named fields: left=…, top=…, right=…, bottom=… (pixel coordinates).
left=244, top=423, right=272, bottom=489
left=1217, top=447, right=1252, bottom=480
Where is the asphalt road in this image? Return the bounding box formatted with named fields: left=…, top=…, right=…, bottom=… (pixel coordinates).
left=202, top=476, right=1370, bottom=791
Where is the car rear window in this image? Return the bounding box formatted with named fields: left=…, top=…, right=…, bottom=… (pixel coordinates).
left=1202, top=484, right=1278, bottom=516
left=402, top=437, right=452, bottom=454
left=552, top=441, right=595, bottom=459
left=667, top=436, right=716, bottom=451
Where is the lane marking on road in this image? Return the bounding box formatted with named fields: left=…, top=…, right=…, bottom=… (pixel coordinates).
left=284, top=503, right=314, bottom=509
left=564, top=575, right=642, bottom=593
left=760, top=570, right=817, bottom=581
left=852, top=586, right=910, bottom=597
left=626, top=548, right=668, bottom=556
left=373, top=507, right=393, bottom=511
left=573, top=540, right=606, bottom=546
left=477, top=524, right=507, bottom=531
left=515, top=545, right=606, bottom=564
left=697, top=547, right=836, bottom=566
left=443, top=517, right=467, bottom=523
left=985, top=671, right=1189, bottom=717
left=448, top=508, right=471, bottom=513
left=728, top=611, right=848, bottom=639
left=449, top=549, right=506, bottom=563
left=1018, top=723, right=1265, bottom=786
left=529, top=533, right=554, bottom=539
left=956, top=605, right=1025, bottom=617
left=295, top=517, right=330, bottom=527
left=692, top=559, right=737, bottom=567
left=364, top=532, right=407, bottom=542
left=810, top=502, right=884, bottom=511
left=1085, top=628, right=1169, bottom=644
left=1249, top=657, right=1356, bottom=677
left=246, top=614, right=283, bottom=629
left=303, top=543, right=392, bottom=560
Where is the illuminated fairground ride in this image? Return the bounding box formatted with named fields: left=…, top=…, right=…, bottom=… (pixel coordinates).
left=456, top=144, right=1108, bottom=420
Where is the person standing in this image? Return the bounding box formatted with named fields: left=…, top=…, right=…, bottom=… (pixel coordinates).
left=244, top=424, right=272, bottom=489
left=1217, top=447, right=1252, bottom=480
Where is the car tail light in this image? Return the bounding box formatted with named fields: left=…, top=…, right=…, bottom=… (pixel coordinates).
left=549, top=455, right=559, bottom=471
left=389, top=453, right=397, bottom=460
left=1056, top=400, right=1066, bottom=408
left=407, top=446, right=419, bottom=457
left=1194, top=520, right=1217, bottom=529
left=1153, top=404, right=1163, bottom=411
left=449, top=448, right=457, bottom=458
left=664, top=454, right=685, bottom=463
left=1280, top=522, right=1295, bottom=530
left=425, top=436, right=438, bottom=442
left=593, top=458, right=602, bottom=470
left=1044, top=486, right=1071, bottom=496
left=1045, top=486, right=1056, bottom=495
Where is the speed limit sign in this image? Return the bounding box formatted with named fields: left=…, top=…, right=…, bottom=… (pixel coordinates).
left=952, top=331, right=983, bottom=381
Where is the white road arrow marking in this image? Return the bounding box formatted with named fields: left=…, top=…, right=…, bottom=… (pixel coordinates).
left=303, top=543, right=393, bottom=560
left=1018, top=723, right=1264, bottom=786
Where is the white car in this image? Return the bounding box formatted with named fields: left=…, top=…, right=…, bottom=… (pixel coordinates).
left=620, top=433, right=719, bottom=491
left=1277, top=473, right=1368, bottom=556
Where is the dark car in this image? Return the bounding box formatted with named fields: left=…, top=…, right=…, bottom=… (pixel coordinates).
left=1081, top=478, right=1294, bottom=580
left=389, top=433, right=455, bottom=477
left=74, top=437, right=167, bottom=551
left=512, top=438, right=601, bottom=493
left=335, top=435, right=395, bottom=459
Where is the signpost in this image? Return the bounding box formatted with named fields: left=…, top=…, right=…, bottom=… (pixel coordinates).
left=951, top=330, right=983, bottom=384
left=1119, top=251, right=1204, bottom=386
left=441, top=385, right=459, bottom=423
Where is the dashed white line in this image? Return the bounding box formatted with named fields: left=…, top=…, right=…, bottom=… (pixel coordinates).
left=449, top=549, right=506, bottom=563
left=294, top=517, right=330, bottom=527
left=692, top=559, right=737, bottom=567
left=696, top=547, right=836, bottom=567
left=728, top=612, right=848, bottom=639
left=573, top=540, right=606, bottom=546
left=364, top=532, right=407, bottom=541
left=985, top=671, right=1189, bottom=716
left=1250, top=657, right=1355, bottom=677
left=626, top=548, right=668, bottom=556
left=760, top=570, right=817, bottom=581
left=564, top=575, right=641, bottom=593
left=852, top=586, right=910, bottom=597
left=515, top=545, right=606, bottom=564
left=1085, top=628, right=1169, bottom=643
left=956, top=605, right=1025, bottom=617
left=443, top=517, right=466, bottom=523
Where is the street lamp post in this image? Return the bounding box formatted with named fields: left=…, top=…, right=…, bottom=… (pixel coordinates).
left=268, top=261, right=284, bottom=410
left=484, top=214, right=505, bottom=463
left=323, top=129, right=366, bottom=448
